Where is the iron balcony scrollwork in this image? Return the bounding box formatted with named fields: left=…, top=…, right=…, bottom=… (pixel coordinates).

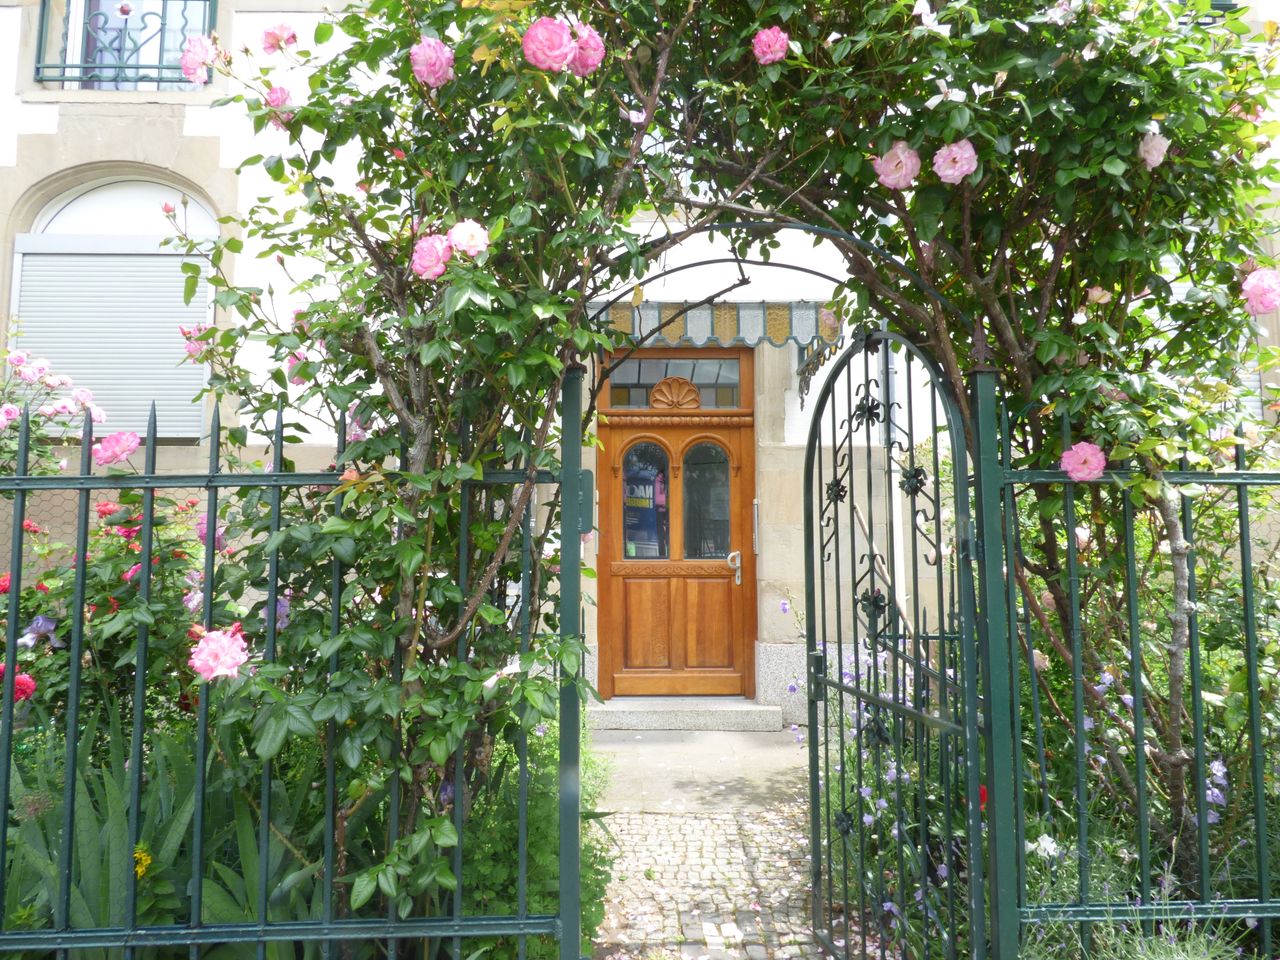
left=35, top=0, right=214, bottom=87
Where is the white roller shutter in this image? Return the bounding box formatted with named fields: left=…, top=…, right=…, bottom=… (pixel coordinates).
left=12, top=238, right=208, bottom=437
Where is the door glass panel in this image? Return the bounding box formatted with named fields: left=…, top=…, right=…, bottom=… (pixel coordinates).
left=607, top=359, right=740, bottom=408
left=622, top=442, right=669, bottom=559
left=683, top=442, right=731, bottom=559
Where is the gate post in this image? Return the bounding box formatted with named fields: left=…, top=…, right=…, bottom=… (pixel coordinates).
left=970, top=368, right=1020, bottom=960
left=559, top=363, right=585, bottom=960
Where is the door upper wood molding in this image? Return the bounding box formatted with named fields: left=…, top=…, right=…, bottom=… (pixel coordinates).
left=604, top=413, right=753, bottom=428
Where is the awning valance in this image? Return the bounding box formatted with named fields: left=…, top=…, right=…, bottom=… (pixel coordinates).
left=592, top=300, right=840, bottom=348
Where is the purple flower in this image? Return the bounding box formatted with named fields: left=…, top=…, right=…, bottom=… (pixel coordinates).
left=196, top=513, right=226, bottom=551
left=438, top=781, right=455, bottom=807
left=275, top=594, right=291, bottom=630
left=18, top=615, right=57, bottom=649
left=786, top=680, right=799, bottom=694
left=779, top=598, right=791, bottom=614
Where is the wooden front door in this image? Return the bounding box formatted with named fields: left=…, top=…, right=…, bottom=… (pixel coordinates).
left=597, top=347, right=756, bottom=698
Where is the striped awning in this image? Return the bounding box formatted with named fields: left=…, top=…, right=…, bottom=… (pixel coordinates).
left=593, top=300, right=840, bottom=348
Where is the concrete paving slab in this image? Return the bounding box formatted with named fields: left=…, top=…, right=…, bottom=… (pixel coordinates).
left=590, top=729, right=808, bottom=813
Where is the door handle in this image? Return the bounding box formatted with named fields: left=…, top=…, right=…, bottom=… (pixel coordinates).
left=726, top=550, right=742, bottom=586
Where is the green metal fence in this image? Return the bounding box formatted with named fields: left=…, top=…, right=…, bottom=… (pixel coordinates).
left=979, top=368, right=1280, bottom=958
left=0, top=366, right=586, bottom=960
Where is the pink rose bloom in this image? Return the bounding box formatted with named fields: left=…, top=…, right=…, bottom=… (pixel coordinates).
left=123, top=563, right=142, bottom=583
left=162, top=202, right=175, bottom=214
left=6, top=351, right=27, bottom=367
left=1138, top=131, right=1170, bottom=170
left=88, top=404, right=107, bottom=424
left=409, top=36, right=454, bottom=89
left=447, top=219, right=489, bottom=257
left=1074, top=525, right=1092, bottom=552
left=752, top=26, right=789, bottom=65
left=1243, top=267, right=1280, bottom=315
left=285, top=349, right=307, bottom=385
left=189, top=623, right=249, bottom=681
left=53, top=398, right=76, bottom=416
left=30, top=359, right=49, bottom=377
left=265, top=86, right=294, bottom=129
left=71, top=387, right=93, bottom=405
left=262, top=23, right=296, bottom=54
left=347, top=401, right=370, bottom=442
left=872, top=141, right=921, bottom=191
left=932, top=139, right=978, bottom=185
left=522, top=17, right=576, bottom=72
left=411, top=234, right=453, bottom=280
left=15, top=366, right=38, bottom=384
left=0, top=404, right=19, bottom=422
left=180, top=35, right=217, bottom=84
left=92, top=431, right=141, bottom=466
left=1086, top=286, right=1112, bottom=305
left=1060, top=441, right=1106, bottom=482
left=568, top=22, right=605, bottom=78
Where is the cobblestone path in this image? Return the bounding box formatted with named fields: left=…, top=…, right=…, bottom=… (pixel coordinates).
left=592, top=801, right=823, bottom=960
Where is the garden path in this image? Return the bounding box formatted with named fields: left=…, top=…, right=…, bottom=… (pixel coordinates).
left=589, top=730, right=823, bottom=960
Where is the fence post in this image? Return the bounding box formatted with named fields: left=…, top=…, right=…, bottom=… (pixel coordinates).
left=970, top=368, right=1020, bottom=960
left=558, top=364, right=585, bottom=960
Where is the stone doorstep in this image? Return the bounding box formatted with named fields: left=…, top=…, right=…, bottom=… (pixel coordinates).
left=587, top=697, right=784, bottom=732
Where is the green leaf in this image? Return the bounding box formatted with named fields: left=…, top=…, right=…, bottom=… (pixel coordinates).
left=350, top=871, right=377, bottom=910
left=1102, top=157, right=1128, bottom=176
left=315, top=22, right=334, bottom=44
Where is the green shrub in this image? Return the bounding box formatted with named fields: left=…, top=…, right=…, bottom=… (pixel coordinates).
left=462, top=723, right=613, bottom=960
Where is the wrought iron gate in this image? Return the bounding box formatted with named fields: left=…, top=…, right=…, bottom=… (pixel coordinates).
left=803, top=332, right=986, bottom=960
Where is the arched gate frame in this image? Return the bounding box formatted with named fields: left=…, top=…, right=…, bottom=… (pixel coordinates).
left=802, top=335, right=1017, bottom=960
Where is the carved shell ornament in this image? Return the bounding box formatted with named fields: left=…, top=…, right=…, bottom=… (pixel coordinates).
left=649, top=377, right=701, bottom=409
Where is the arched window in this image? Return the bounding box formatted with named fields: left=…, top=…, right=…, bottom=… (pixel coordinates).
left=12, top=179, right=214, bottom=436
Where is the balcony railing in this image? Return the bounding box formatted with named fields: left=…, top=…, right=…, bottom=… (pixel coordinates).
left=35, top=0, right=215, bottom=90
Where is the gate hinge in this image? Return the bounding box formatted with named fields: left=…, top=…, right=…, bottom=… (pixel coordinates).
left=808, top=651, right=826, bottom=702
left=960, top=519, right=981, bottom=560
left=578, top=469, right=594, bottom=535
